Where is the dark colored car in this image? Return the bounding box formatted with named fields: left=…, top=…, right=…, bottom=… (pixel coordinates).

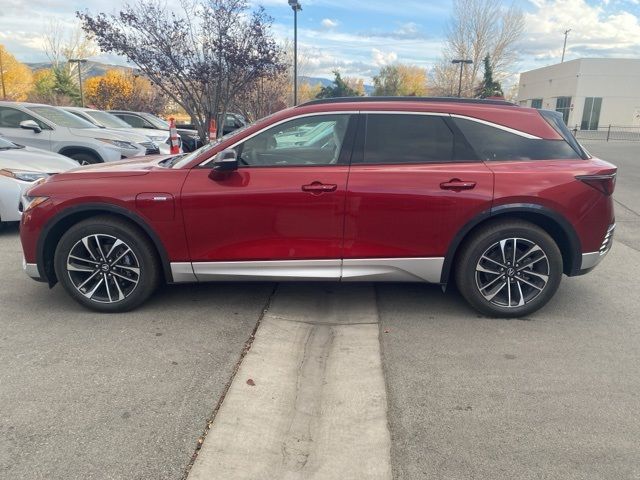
left=178, top=113, right=247, bottom=137
left=108, top=110, right=201, bottom=152
left=21, top=97, right=616, bottom=317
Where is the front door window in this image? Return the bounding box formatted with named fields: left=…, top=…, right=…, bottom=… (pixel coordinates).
left=235, top=114, right=350, bottom=167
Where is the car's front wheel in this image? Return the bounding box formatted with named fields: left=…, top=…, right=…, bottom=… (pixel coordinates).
left=455, top=220, right=563, bottom=318
left=54, top=216, right=160, bottom=312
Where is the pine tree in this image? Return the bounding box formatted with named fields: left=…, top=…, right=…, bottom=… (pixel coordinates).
left=316, top=71, right=362, bottom=99
left=476, top=55, right=503, bottom=98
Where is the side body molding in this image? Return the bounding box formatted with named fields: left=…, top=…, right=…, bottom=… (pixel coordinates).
left=171, top=258, right=445, bottom=283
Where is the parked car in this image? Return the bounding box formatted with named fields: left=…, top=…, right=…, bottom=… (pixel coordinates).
left=20, top=97, right=616, bottom=317
left=63, top=107, right=172, bottom=155
left=108, top=110, right=200, bottom=152
left=177, top=113, right=247, bottom=137
left=0, top=102, right=147, bottom=164
left=0, top=135, right=78, bottom=225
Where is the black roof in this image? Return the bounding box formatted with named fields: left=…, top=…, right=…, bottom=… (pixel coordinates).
left=299, top=96, right=516, bottom=107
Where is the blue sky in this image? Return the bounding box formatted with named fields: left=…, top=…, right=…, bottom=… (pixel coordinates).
left=1, top=0, right=640, bottom=83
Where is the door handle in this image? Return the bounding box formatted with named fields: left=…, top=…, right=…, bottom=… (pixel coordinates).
left=440, top=179, right=477, bottom=191
left=302, top=182, right=338, bottom=194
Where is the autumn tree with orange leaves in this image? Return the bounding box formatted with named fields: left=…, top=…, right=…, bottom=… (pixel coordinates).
left=0, top=45, right=34, bottom=101
left=84, top=69, right=166, bottom=114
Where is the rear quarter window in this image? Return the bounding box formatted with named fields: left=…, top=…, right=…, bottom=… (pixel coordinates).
left=452, top=117, right=581, bottom=161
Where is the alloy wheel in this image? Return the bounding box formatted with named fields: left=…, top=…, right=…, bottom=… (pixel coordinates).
left=475, top=237, right=550, bottom=308
left=66, top=234, right=140, bottom=303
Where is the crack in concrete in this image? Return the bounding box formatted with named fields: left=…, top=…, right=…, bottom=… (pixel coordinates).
left=280, top=325, right=335, bottom=474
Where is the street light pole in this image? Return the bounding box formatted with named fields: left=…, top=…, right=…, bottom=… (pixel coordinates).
left=561, top=29, right=571, bottom=63
left=451, top=59, right=473, bottom=98
left=69, top=58, right=88, bottom=107
left=0, top=49, right=6, bottom=100
left=288, top=0, right=302, bottom=106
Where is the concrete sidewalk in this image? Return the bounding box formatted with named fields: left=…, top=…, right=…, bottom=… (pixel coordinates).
left=187, top=284, right=392, bottom=480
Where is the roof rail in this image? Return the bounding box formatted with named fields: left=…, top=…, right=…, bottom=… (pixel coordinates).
left=298, top=96, right=516, bottom=107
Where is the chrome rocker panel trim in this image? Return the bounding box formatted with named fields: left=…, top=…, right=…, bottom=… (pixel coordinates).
left=170, top=258, right=445, bottom=283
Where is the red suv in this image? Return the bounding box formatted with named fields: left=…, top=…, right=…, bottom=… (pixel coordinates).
left=19, top=98, right=616, bottom=317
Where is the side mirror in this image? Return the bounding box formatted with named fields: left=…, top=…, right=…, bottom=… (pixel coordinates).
left=211, top=148, right=238, bottom=173
left=20, top=120, right=42, bottom=134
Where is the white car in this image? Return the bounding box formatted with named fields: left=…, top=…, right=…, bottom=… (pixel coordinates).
left=62, top=107, right=172, bottom=155
left=0, top=135, right=78, bottom=224
left=0, top=101, right=147, bottom=165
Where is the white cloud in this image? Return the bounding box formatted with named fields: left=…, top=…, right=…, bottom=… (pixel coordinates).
left=321, top=18, right=338, bottom=29
left=372, top=48, right=398, bottom=67
left=522, top=0, right=640, bottom=64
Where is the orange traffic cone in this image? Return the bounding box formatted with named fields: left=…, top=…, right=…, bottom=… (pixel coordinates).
left=169, top=118, right=180, bottom=154
left=209, top=119, right=217, bottom=144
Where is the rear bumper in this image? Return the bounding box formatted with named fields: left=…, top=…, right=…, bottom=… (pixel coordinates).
left=577, top=223, right=615, bottom=275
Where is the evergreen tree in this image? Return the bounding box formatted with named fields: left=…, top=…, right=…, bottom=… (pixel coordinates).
left=316, top=71, right=362, bottom=99
left=476, top=55, right=503, bottom=98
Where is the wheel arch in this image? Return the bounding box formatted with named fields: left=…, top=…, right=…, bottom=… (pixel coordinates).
left=37, top=203, right=173, bottom=285
left=57, top=146, right=103, bottom=163
left=441, top=204, right=582, bottom=283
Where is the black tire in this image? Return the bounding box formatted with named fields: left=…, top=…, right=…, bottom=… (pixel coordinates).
left=54, top=215, right=160, bottom=312
left=455, top=220, right=563, bottom=318
left=68, top=152, right=102, bottom=165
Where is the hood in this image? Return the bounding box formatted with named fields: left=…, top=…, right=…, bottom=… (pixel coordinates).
left=68, top=127, right=139, bottom=142
left=0, top=145, right=79, bottom=173
left=113, top=127, right=169, bottom=142
left=100, top=128, right=151, bottom=143
left=47, top=155, right=172, bottom=182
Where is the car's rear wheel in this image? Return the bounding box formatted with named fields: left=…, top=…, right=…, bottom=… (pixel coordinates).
left=455, top=220, right=563, bottom=318
left=69, top=152, right=101, bottom=165
left=54, top=216, right=160, bottom=312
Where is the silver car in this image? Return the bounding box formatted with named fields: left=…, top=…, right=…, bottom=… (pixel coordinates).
left=0, top=102, right=147, bottom=164
left=0, top=135, right=78, bottom=224
left=62, top=107, right=172, bottom=155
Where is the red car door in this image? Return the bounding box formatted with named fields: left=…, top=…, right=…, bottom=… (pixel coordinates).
left=343, top=113, right=494, bottom=282
left=180, top=113, right=355, bottom=280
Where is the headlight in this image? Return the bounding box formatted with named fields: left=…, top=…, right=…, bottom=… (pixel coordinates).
left=21, top=195, right=49, bottom=212
left=148, top=135, right=168, bottom=142
left=97, top=138, right=139, bottom=150
left=0, top=169, right=49, bottom=182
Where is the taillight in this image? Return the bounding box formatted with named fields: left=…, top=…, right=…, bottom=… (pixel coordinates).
left=576, top=173, right=617, bottom=196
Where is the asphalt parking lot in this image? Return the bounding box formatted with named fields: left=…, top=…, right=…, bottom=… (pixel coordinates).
left=1, top=140, right=639, bottom=479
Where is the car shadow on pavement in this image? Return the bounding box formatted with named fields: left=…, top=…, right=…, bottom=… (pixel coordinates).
left=0, top=222, right=19, bottom=237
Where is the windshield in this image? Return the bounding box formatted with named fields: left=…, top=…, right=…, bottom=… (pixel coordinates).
left=28, top=106, right=96, bottom=129
left=87, top=110, right=132, bottom=129
left=140, top=112, right=170, bottom=129
left=0, top=136, right=22, bottom=149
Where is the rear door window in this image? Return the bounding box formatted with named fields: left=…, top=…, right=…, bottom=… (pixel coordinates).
left=361, top=114, right=476, bottom=164
left=452, top=117, right=581, bottom=161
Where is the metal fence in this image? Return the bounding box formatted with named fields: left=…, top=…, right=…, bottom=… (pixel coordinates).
left=572, top=125, right=640, bottom=142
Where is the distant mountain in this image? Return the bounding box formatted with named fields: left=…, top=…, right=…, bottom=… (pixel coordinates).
left=24, top=63, right=376, bottom=95
left=25, top=61, right=132, bottom=79
left=299, top=76, right=375, bottom=96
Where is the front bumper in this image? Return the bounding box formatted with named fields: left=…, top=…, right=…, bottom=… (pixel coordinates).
left=22, top=256, right=45, bottom=282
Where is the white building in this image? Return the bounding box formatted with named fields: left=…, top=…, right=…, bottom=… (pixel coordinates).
left=517, top=58, right=640, bottom=130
